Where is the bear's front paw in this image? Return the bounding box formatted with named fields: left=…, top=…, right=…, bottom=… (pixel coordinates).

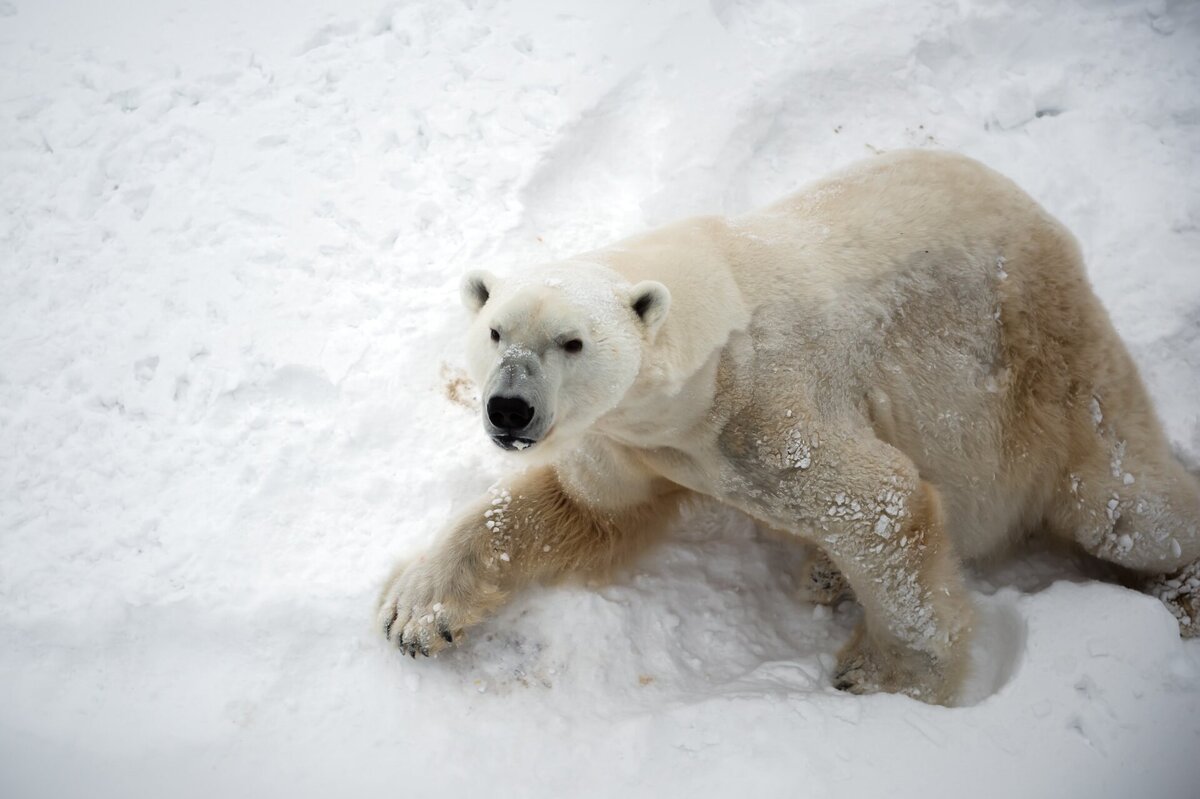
left=832, top=627, right=885, bottom=695
left=376, top=554, right=500, bottom=658
left=833, top=624, right=962, bottom=705
left=799, top=549, right=853, bottom=606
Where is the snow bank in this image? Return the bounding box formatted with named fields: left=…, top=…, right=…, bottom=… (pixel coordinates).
left=1, top=0, right=1198, bottom=796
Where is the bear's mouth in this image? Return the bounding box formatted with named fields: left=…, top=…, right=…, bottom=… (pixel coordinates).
left=490, top=434, right=538, bottom=452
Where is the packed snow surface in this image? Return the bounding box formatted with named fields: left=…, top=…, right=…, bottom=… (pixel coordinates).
left=2, top=1, right=1200, bottom=797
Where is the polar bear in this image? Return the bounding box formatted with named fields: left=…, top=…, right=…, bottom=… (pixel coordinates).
left=378, top=150, right=1200, bottom=704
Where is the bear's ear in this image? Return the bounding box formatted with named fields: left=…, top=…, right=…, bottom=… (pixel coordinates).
left=460, top=270, right=496, bottom=314
left=629, top=280, right=671, bottom=339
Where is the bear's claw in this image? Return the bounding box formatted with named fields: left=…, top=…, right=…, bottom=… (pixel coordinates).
left=1144, top=559, right=1200, bottom=638
left=377, top=555, right=479, bottom=659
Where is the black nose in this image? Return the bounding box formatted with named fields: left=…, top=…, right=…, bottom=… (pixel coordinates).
left=487, top=395, right=535, bottom=432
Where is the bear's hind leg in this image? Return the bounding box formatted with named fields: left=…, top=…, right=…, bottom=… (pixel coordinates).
left=1045, top=396, right=1200, bottom=636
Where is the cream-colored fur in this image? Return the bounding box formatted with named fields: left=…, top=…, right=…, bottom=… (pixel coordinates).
left=378, top=150, right=1200, bottom=703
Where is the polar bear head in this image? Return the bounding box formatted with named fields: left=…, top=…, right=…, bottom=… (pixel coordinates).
left=460, top=262, right=670, bottom=458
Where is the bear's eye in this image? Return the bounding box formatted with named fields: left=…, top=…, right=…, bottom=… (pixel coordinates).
left=490, top=328, right=500, bottom=343
left=563, top=339, right=583, bottom=354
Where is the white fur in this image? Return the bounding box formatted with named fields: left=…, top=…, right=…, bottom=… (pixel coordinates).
left=380, top=150, right=1200, bottom=702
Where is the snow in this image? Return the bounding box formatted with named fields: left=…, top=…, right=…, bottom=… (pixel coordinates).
left=2, top=0, right=1200, bottom=797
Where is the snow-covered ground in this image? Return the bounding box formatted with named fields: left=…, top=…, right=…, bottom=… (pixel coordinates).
left=2, top=0, right=1199, bottom=796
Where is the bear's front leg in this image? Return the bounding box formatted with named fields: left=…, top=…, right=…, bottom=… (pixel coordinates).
left=822, top=479, right=972, bottom=704
left=719, top=425, right=973, bottom=704
left=378, top=464, right=684, bottom=657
